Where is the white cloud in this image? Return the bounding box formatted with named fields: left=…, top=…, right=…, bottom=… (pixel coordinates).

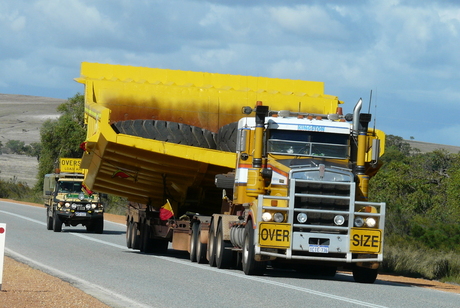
left=0, top=0, right=459, bottom=146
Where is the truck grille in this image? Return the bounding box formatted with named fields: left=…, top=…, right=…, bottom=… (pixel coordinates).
left=291, top=172, right=354, bottom=235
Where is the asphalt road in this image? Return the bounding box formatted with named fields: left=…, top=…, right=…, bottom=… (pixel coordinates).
left=1, top=200, right=459, bottom=308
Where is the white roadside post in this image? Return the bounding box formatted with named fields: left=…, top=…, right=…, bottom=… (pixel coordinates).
left=0, top=223, right=6, bottom=291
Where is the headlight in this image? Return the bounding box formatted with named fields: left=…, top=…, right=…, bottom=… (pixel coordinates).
left=64, top=202, right=71, bottom=208
left=297, top=213, right=308, bottom=223
left=79, top=193, right=85, bottom=200
left=354, top=216, right=364, bottom=227
left=366, top=218, right=376, bottom=228
left=262, top=212, right=272, bottom=222
left=85, top=204, right=91, bottom=210
left=334, top=215, right=345, bottom=226
left=70, top=203, right=77, bottom=209
left=91, top=204, right=97, bottom=209
left=273, top=212, right=284, bottom=223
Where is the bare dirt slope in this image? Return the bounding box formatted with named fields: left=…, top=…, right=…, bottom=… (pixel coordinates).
left=0, top=94, right=63, bottom=187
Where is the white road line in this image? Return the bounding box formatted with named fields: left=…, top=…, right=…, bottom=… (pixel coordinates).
left=2, top=208, right=388, bottom=308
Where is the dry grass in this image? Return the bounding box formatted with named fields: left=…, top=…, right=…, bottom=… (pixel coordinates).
left=383, top=243, right=460, bottom=283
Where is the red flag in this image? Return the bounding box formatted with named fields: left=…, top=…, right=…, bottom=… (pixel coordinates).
left=112, top=169, right=130, bottom=178
left=160, top=200, right=174, bottom=220
left=82, top=183, right=93, bottom=195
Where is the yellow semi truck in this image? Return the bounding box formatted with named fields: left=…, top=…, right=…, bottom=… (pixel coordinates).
left=44, top=158, right=105, bottom=233
left=77, top=62, right=386, bottom=283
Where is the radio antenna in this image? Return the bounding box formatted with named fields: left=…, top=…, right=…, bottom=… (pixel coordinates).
left=368, top=89, right=372, bottom=113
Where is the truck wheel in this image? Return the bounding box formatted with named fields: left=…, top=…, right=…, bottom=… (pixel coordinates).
left=208, top=220, right=217, bottom=267
left=46, top=208, right=53, bottom=230
left=52, top=212, right=62, bottom=232
left=126, top=220, right=133, bottom=248
left=216, top=122, right=238, bottom=152
left=94, top=218, right=104, bottom=234
left=216, top=220, right=233, bottom=269
left=190, top=223, right=199, bottom=262
left=196, top=225, right=208, bottom=264
left=242, top=220, right=265, bottom=275
left=352, top=266, right=378, bottom=283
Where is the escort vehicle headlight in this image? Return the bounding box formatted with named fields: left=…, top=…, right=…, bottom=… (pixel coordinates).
left=70, top=203, right=77, bottom=209
left=366, top=218, right=376, bottom=228
left=91, top=204, right=97, bottom=209
left=262, top=212, right=272, bottom=222
left=297, top=213, right=308, bottom=223
left=64, top=202, right=71, bottom=208
left=79, top=193, right=85, bottom=201
left=85, top=204, right=91, bottom=210
left=273, top=212, right=284, bottom=223
left=354, top=216, right=364, bottom=227
left=334, top=215, right=345, bottom=226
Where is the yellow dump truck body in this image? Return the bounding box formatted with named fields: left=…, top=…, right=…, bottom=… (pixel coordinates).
left=76, top=62, right=342, bottom=205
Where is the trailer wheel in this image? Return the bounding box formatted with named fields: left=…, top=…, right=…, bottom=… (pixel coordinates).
left=190, top=223, right=199, bottom=262
left=352, top=266, right=378, bottom=283
left=46, top=208, right=53, bottom=230
left=196, top=225, right=208, bottom=264
left=216, top=122, right=238, bottom=152
left=112, top=120, right=217, bottom=149
left=131, top=222, right=141, bottom=250
left=140, top=221, right=154, bottom=253
left=216, top=220, right=233, bottom=269
left=52, top=211, right=62, bottom=232
left=151, top=239, right=169, bottom=254
left=208, top=220, right=217, bottom=267
left=242, top=220, right=265, bottom=275
left=126, top=220, right=133, bottom=248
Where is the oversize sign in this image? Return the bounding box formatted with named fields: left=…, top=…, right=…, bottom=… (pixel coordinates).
left=350, top=228, right=382, bottom=253
left=258, top=223, right=291, bottom=248
left=59, top=158, right=82, bottom=173
left=0, top=223, right=6, bottom=291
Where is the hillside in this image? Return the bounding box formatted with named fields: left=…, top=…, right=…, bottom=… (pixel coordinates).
left=0, top=94, right=64, bottom=186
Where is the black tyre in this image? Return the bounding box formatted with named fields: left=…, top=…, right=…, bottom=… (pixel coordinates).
left=196, top=224, right=208, bottom=264
left=216, top=122, right=238, bottom=152
left=150, top=239, right=169, bottom=254
left=46, top=208, right=53, bottom=230
left=353, top=266, right=378, bottom=283
left=112, top=120, right=217, bottom=149
left=126, top=220, right=133, bottom=248
left=208, top=220, right=217, bottom=267
left=242, top=220, right=265, bottom=275
left=52, top=211, right=62, bottom=233
left=94, top=218, right=104, bottom=234
left=140, top=221, right=154, bottom=253
left=190, top=223, right=199, bottom=262
left=216, top=220, right=233, bottom=269
left=131, top=222, right=141, bottom=250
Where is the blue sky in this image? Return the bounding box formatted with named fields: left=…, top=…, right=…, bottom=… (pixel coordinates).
left=1, top=0, right=459, bottom=146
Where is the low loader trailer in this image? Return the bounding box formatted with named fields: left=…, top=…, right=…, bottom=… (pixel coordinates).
left=77, top=62, right=386, bottom=283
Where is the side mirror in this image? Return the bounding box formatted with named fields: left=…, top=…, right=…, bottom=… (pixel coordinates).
left=371, top=139, right=381, bottom=163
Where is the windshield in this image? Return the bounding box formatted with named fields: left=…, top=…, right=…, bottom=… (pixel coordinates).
left=267, top=130, right=349, bottom=159
left=58, top=181, right=83, bottom=193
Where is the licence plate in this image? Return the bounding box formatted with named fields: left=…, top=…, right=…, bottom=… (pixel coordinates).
left=258, top=223, right=290, bottom=248
left=309, top=245, right=329, bottom=253
left=350, top=228, right=382, bottom=253
left=75, top=212, right=87, bottom=217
